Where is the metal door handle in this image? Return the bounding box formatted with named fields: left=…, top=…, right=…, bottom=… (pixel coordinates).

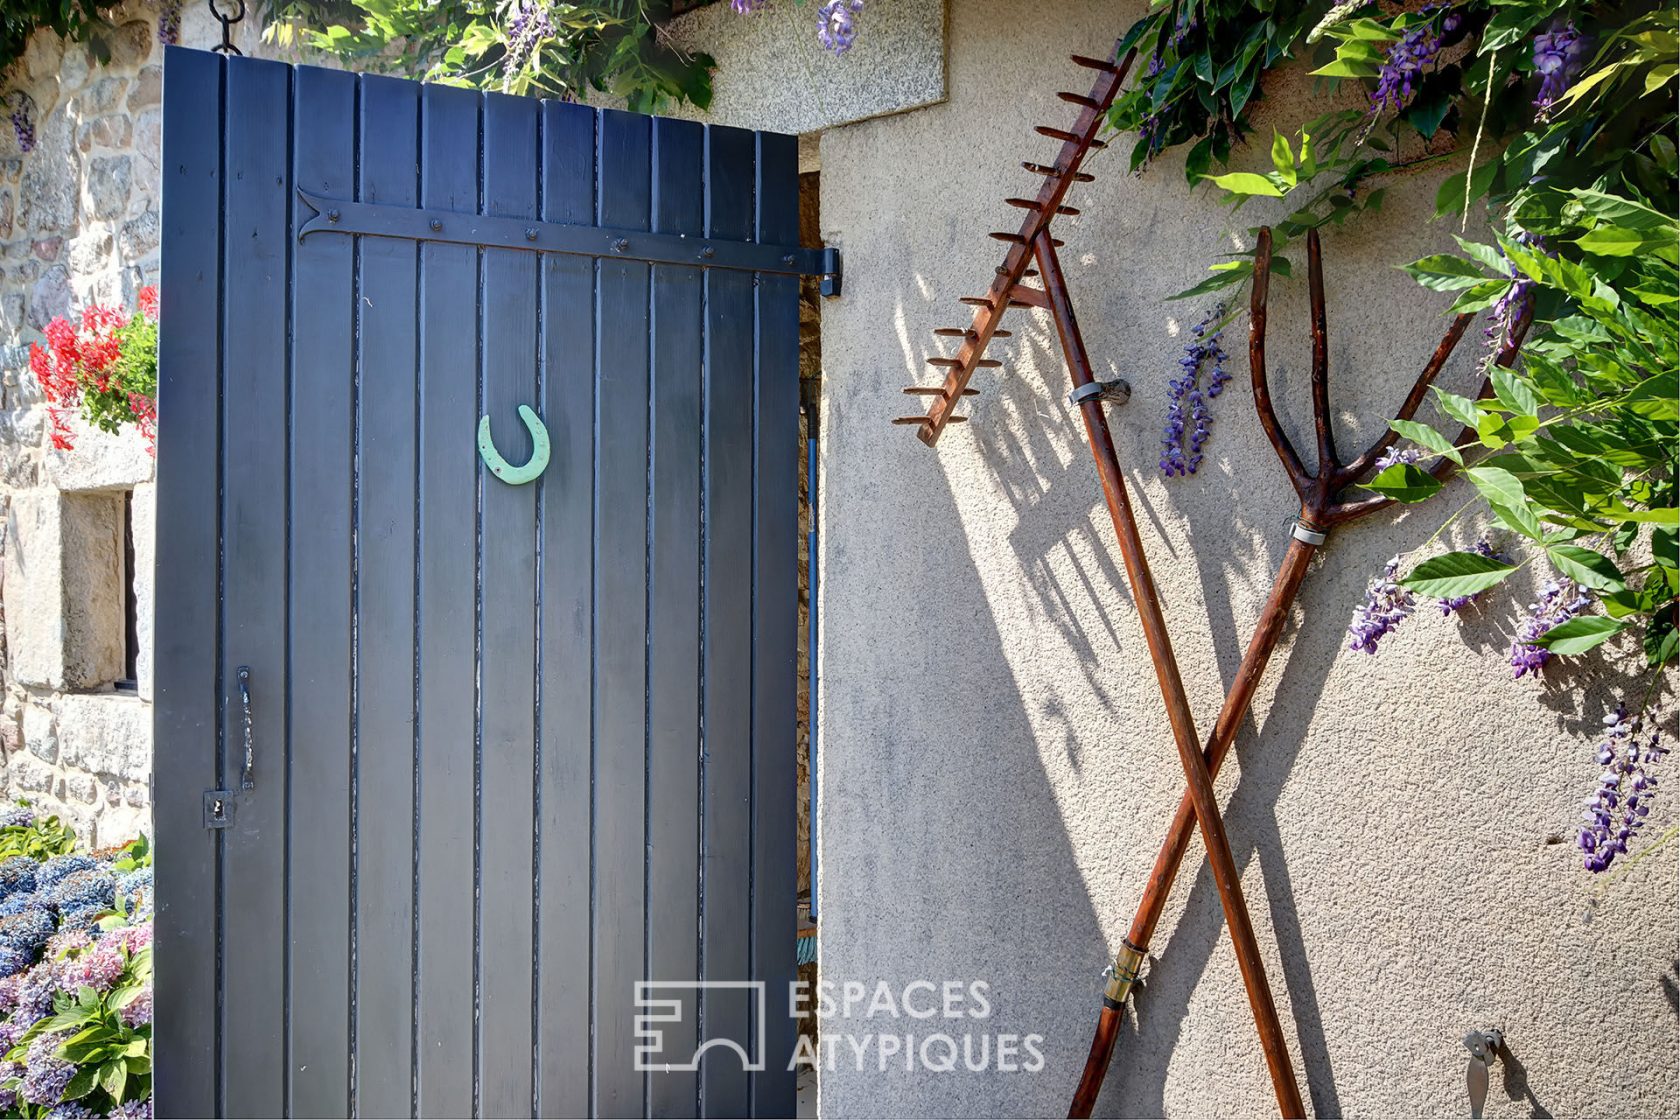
left=237, top=665, right=255, bottom=790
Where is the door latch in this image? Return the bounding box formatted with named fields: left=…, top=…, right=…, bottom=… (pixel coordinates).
left=1464, top=1027, right=1503, bottom=1119
left=204, top=789, right=236, bottom=830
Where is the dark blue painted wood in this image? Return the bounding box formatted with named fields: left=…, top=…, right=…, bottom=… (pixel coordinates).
left=535, top=98, right=595, bottom=1120
left=416, top=80, right=482, bottom=1120
left=647, top=114, right=705, bottom=1120
left=287, top=62, right=357, bottom=1120
left=751, top=130, right=801, bottom=1115
left=699, top=124, right=757, bottom=1120
left=217, top=55, right=291, bottom=1119
left=352, top=73, right=421, bottom=1118
left=158, top=51, right=797, bottom=1119
left=593, top=107, right=653, bottom=1118
left=154, top=45, right=223, bottom=1120
left=478, top=89, right=540, bottom=1120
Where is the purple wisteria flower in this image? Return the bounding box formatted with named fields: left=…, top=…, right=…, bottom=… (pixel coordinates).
left=1510, top=577, right=1591, bottom=677
left=730, top=0, right=767, bottom=11
left=1374, top=445, right=1424, bottom=472
left=1440, top=538, right=1511, bottom=614
left=1486, top=232, right=1544, bottom=353
left=1348, top=556, right=1415, bottom=654
left=1160, top=305, right=1230, bottom=476
left=1369, top=7, right=1448, bottom=114
left=1578, top=704, right=1667, bottom=872
left=8, top=95, right=34, bottom=156
left=817, top=0, right=863, bottom=54
left=157, top=0, right=182, bottom=46
left=505, top=1, right=555, bottom=69
left=1533, top=21, right=1591, bottom=115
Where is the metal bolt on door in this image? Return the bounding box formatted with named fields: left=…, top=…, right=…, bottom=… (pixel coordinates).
left=153, top=47, right=806, bottom=1118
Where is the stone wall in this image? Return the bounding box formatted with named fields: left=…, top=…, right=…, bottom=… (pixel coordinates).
left=0, top=1, right=271, bottom=846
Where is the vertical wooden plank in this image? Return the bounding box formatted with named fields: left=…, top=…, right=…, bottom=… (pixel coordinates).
left=416, top=81, right=480, bottom=1120
left=699, top=124, right=757, bottom=1120
left=750, top=130, right=800, bottom=1117
left=478, top=89, right=539, bottom=1120
left=153, top=45, right=223, bottom=1120
left=218, top=54, right=290, bottom=1119
left=593, top=106, right=652, bottom=1119
left=353, top=73, right=420, bottom=1119
left=534, top=99, right=595, bottom=1120
left=645, top=114, right=704, bottom=1120
left=287, top=61, right=356, bottom=1120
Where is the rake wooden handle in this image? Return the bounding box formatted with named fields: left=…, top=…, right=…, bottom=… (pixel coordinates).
left=1038, top=232, right=1306, bottom=1119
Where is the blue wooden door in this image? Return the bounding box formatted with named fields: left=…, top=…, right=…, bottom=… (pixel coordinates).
left=153, top=46, right=799, bottom=1119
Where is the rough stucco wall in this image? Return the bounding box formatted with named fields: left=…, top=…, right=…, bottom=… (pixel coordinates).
left=815, top=2, right=1678, bottom=1116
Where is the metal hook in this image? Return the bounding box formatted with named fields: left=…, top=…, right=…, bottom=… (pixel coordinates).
left=1464, top=1027, right=1504, bottom=1119
left=478, top=405, right=551, bottom=486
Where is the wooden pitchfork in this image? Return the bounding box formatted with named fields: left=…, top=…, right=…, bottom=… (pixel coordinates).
left=1066, top=226, right=1531, bottom=1117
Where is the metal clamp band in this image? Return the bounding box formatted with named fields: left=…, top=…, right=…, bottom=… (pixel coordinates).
left=1067, top=378, right=1132, bottom=407
left=1102, top=940, right=1146, bottom=1006
left=1290, top=521, right=1328, bottom=546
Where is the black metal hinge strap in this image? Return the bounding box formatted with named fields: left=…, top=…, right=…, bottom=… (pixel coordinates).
left=296, top=190, right=842, bottom=293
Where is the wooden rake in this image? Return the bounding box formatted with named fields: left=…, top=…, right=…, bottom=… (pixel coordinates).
left=1066, top=227, right=1531, bottom=1117
left=901, top=41, right=1306, bottom=1117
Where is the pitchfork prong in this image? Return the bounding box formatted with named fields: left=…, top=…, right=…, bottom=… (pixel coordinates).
left=1249, top=228, right=1311, bottom=498
left=1338, top=312, right=1474, bottom=486
left=1306, top=230, right=1338, bottom=477
left=1324, top=311, right=1533, bottom=525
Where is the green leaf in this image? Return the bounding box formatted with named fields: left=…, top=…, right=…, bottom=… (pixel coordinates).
left=1490, top=369, right=1541, bottom=417
left=1204, top=172, right=1285, bottom=198
left=1490, top=500, right=1545, bottom=541
left=100, top=1057, right=127, bottom=1102
left=1547, top=545, right=1627, bottom=592
left=1534, top=615, right=1626, bottom=654
left=63, top=1065, right=99, bottom=1102
left=1388, top=419, right=1461, bottom=463
left=1574, top=226, right=1654, bottom=257
left=1465, top=466, right=1527, bottom=510
left=1361, top=463, right=1442, bottom=503
left=1432, top=388, right=1481, bottom=428
left=1401, top=253, right=1490, bottom=291
left=1401, top=551, right=1518, bottom=598
left=1269, top=131, right=1297, bottom=189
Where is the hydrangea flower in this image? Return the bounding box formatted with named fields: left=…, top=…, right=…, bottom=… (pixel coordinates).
left=19, top=1032, right=74, bottom=1107
left=1347, top=556, right=1415, bottom=654
left=817, top=0, right=864, bottom=54
left=0, top=806, right=35, bottom=830
left=114, top=1100, right=154, bottom=1119
left=0, top=909, right=55, bottom=958
left=34, top=856, right=94, bottom=896
left=1533, top=22, right=1590, bottom=114
left=730, top=0, right=767, bottom=10
left=57, top=938, right=124, bottom=995
left=1510, top=578, right=1591, bottom=677
left=1369, top=7, right=1448, bottom=114
left=46, top=869, right=115, bottom=918
left=1578, top=704, right=1667, bottom=872
left=120, top=988, right=153, bottom=1029
left=1160, top=305, right=1229, bottom=477
left=1440, top=538, right=1511, bottom=614
left=0, top=857, right=37, bottom=900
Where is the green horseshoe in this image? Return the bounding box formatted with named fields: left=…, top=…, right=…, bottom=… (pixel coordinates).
left=478, top=404, right=551, bottom=485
